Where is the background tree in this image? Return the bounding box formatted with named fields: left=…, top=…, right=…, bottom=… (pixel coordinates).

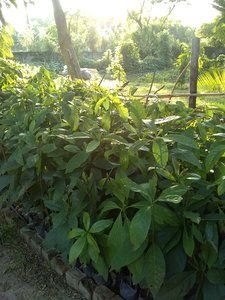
left=51, top=0, right=81, bottom=79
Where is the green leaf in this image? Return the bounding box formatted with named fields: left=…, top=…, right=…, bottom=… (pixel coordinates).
left=144, top=244, right=165, bottom=297
left=192, top=224, right=203, bottom=243
left=90, top=219, right=113, bottom=233
left=41, top=143, right=57, bottom=154
left=184, top=211, right=201, bottom=224
left=86, top=140, right=100, bottom=153
left=92, top=256, right=108, bottom=281
left=66, top=151, right=89, bottom=173
left=87, top=234, right=100, bottom=263
left=168, top=134, right=198, bottom=149
left=172, top=148, right=201, bottom=168
left=156, top=168, right=175, bottom=181
left=108, top=216, right=147, bottom=270
left=68, top=228, right=85, bottom=239
left=13, top=148, right=24, bottom=165
left=156, top=272, right=196, bottom=300
left=69, top=236, right=86, bottom=264
left=100, top=200, right=121, bottom=214
left=205, top=143, right=225, bottom=172
left=101, top=111, right=111, bottom=131
left=128, top=256, right=145, bottom=284
left=83, top=212, right=90, bottom=231
left=182, top=226, right=195, bottom=256
left=73, top=109, right=79, bottom=131
left=64, top=145, right=80, bottom=153
left=158, top=185, right=188, bottom=204
left=152, top=204, right=180, bottom=226
left=0, top=175, right=11, bottom=193
left=129, top=207, right=151, bottom=249
left=207, top=269, right=225, bottom=285
left=203, top=281, right=225, bottom=300
left=217, top=176, right=225, bottom=196
left=152, top=139, right=168, bottom=168
left=201, top=241, right=218, bottom=268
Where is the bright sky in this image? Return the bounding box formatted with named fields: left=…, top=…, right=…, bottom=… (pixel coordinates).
left=4, top=0, right=219, bottom=31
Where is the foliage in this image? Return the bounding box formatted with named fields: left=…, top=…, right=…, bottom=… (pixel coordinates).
left=0, top=26, right=13, bottom=58
left=0, top=59, right=225, bottom=298
left=198, top=68, right=225, bottom=92
left=108, top=48, right=127, bottom=82
left=118, top=40, right=140, bottom=72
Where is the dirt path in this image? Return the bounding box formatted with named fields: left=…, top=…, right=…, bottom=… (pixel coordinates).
left=0, top=215, right=85, bottom=300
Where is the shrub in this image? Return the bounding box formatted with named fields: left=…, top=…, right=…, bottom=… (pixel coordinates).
left=0, top=59, right=225, bottom=299
left=118, top=41, right=140, bottom=72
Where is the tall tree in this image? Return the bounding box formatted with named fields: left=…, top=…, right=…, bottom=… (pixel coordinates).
left=51, top=0, right=81, bottom=79
left=0, top=0, right=16, bottom=26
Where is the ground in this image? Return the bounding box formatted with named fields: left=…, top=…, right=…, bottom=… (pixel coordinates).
left=0, top=213, right=84, bottom=300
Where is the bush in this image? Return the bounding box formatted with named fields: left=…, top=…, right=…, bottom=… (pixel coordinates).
left=118, top=41, right=140, bottom=72
left=1, top=59, right=225, bottom=299
left=140, top=56, right=169, bottom=72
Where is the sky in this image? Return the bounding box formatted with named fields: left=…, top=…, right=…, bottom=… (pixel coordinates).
left=4, top=0, right=219, bottom=32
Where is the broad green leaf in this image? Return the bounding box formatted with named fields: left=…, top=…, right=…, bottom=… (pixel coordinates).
left=92, top=256, right=108, bottom=281
left=156, top=272, right=196, bottom=300
left=184, top=211, right=201, bottom=224
left=201, top=241, right=218, bottom=268
left=66, top=151, right=89, bottom=173
left=205, top=143, right=225, bottom=172
left=100, top=200, right=121, bottom=214
left=129, top=207, right=151, bottom=249
left=203, top=281, right=225, bottom=300
left=68, top=228, right=85, bottom=239
left=0, top=175, right=11, bottom=192
left=41, top=143, right=57, bottom=154
left=119, top=151, right=129, bottom=170
left=154, top=115, right=181, bottom=124
left=152, top=139, right=168, bottom=168
left=203, top=213, right=225, bottom=221
left=192, top=224, right=203, bottom=243
left=158, top=185, right=188, bottom=204
left=87, top=234, right=100, bottom=262
left=52, top=210, right=67, bottom=227
left=217, top=176, right=225, bottom=196
left=83, top=212, right=90, bottom=231
left=112, top=97, right=129, bottom=120
left=108, top=216, right=147, bottom=270
left=64, top=145, right=80, bottom=153
left=144, top=244, right=165, bottom=297
left=13, top=148, right=24, bottom=165
left=165, top=245, right=187, bottom=277
left=172, top=148, right=201, bottom=168
left=182, top=226, right=195, bottom=256
left=168, top=134, right=198, bottom=149
left=95, top=97, right=107, bottom=114
left=129, top=100, right=146, bottom=127
left=156, top=168, right=175, bottom=181
left=101, top=111, right=111, bottom=131
left=152, top=204, right=180, bottom=226
left=29, top=120, right=36, bottom=132
left=90, top=219, right=113, bottom=233
left=86, top=140, right=100, bottom=153
left=69, top=236, right=86, bottom=263
left=73, top=109, right=79, bottom=131
left=128, top=256, right=145, bottom=284
left=207, top=269, right=225, bottom=285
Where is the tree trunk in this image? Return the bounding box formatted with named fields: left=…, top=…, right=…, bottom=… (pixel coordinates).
left=51, top=0, right=81, bottom=79
left=0, top=5, right=7, bottom=26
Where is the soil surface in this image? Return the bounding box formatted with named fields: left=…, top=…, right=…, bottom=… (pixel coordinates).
left=0, top=212, right=85, bottom=300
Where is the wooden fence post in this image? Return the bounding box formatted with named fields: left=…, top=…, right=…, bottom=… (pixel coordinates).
left=189, top=37, right=200, bottom=108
